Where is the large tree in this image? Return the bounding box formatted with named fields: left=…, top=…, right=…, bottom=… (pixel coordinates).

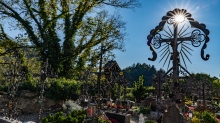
left=0, top=0, right=140, bottom=78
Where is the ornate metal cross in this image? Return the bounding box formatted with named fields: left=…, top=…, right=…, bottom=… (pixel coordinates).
left=147, top=8, right=210, bottom=102
left=34, top=58, right=58, bottom=122
left=1, top=47, right=32, bottom=120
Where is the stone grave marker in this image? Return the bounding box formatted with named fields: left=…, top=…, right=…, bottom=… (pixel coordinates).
left=163, top=105, right=185, bottom=123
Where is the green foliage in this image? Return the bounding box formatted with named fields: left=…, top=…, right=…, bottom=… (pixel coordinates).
left=138, top=106, right=151, bottom=115
left=192, top=116, right=201, bottom=123
left=44, top=78, right=82, bottom=101
left=192, top=111, right=202, bottom=119
left=202, top=111, right=218, bottom=123
left=126, top=91, right=135, bottom=101
left=42, top=110, right=86, bottom=123
left=132, top=75, right=148, bottom=102
left=98, top=117, right=111, bottom=123
left=123, top=63, right=157, bottom=86
left=191, top=111, right=218, bottom=123
left=146, top=86, right=155, bottom=93
left=19, top=79, right=38, bottom=92
left=145, top=120, right=157, bottom=123
left=0, top=0, right=140, bottom=79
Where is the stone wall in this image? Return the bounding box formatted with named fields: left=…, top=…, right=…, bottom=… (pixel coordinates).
left=0, top=90, right=57, bottom=115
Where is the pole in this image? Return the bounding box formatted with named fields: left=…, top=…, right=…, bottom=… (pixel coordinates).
left=97, top=44, right=103, bottom=112
left=158, top=70, right=161, bottom=101
left=116, top=82, right=120, bottom=113
left=172, top=23, right=179, bottom=102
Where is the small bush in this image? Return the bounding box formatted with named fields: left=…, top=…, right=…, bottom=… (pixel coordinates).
left=192, top=116, right=201, bottom=123
left=19, top=80, right=38, bottom=92
left=42, top=110, right=86, bottom=123
left=44, top=78, right=81, bottom=101
left=145, top=120, right=156, bottom=123
left=139, top=106, right=151, bottom=115
left=202, top=111, right=218, bottom=123
left=192, top=111, right=202, bottom=119
left=126, top=92, right=135, bottom=101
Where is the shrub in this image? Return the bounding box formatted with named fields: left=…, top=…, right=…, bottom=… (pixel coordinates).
left=44, top=78, right=81, bottom=101
left=132, top=106, right=140, bottom=114
left=19, top=79, right=38, bottom=92
left=139, top=106, right=151, bottom=115
left=132, top=75, right=148, bottom=102
left=145, top=120, right=157, bottom=123
left=202, top=111, right=218, bottom=123
left=192, top=116, right=201, bottom=123
left=192, top=111, right=202, bottom=119
left=42, top=110, right=86, bottom=123
left=0, top=84, right=7, bottom=92
left=126, top=92, right=135, bottom=101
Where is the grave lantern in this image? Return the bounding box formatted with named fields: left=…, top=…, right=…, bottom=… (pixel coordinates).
left=188, top=110, right=193, bottom=118
left=87, top=102, right=97, bottom=117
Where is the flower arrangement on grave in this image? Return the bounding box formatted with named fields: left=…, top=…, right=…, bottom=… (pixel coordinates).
left=97, top=112, right=111, bottom=123
left=122, top=104, right=130, bottom=109
left=107, top=103, right=111, bottom=107
left=121, top=101, right=130, bottom=109
left=109, top=118, right=119, bottom=123
left=110, top=102, right=131, bottom=109
left=111, top=103, right=117, bottom=108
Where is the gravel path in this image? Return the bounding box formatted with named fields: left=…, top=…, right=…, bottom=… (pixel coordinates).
left=0, top=114, right=47, bottom=123
left=0, top=114, right=140, bottom=123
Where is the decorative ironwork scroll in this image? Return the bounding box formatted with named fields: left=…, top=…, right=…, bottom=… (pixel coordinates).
left=147, top=8, right=210, bottom=73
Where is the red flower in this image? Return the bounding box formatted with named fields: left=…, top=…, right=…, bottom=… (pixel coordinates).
left=109, top=118, right=118, bottom=123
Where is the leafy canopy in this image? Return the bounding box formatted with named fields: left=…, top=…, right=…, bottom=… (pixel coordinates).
left=0, top=0, right=140, bottom=78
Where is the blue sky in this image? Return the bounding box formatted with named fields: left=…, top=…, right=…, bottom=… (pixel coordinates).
left=110, top=0, right=220, bottom=78
left=2, top=0, right=220, bottom=78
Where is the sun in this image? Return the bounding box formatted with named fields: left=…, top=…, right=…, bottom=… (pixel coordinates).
left=175, top=14, right=185, bottom=23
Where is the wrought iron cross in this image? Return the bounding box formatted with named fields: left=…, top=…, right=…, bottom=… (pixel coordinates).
left=147, top=8, right=210, bottom=102
left=2, top=48, right=26, bottom=120
left=35, top=58, right=58, bottom=122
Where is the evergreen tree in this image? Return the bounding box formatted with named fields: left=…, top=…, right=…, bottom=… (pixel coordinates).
left=123, top=63, right=157, bottom=86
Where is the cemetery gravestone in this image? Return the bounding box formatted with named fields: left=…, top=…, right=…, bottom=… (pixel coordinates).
left=163, top=105, right=185, bottom=123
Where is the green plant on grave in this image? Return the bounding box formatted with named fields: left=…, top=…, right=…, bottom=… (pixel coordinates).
left=192, top=111, right=202, bottom=119
left=202, top=111, right=218, bottom=123
left=132, top=75, right=148, bottom=102
left=132, top=106, right=140, bottom=114
left=97, top=116, right=111, bottom=123
left=42, top=110, right=86, bottom=123
left=192, top=116, right=201, bottom=123
left=145, top=120, right=157, bottom=123
left=138, top=106, right=151, bottom=115
left=126, top=92, right=135, bottom=101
